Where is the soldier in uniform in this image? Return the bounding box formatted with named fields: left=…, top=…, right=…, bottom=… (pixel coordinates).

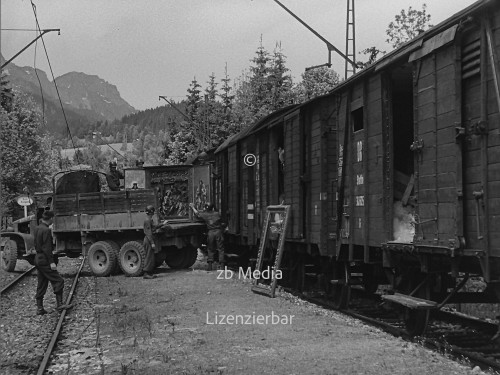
left=189, top=202, right=225, bottom=271
left=106, top=160, right=124, bottom=191
left=33, top=210, right=70, bottom=315
left=143, top=205, right=159, bottom=279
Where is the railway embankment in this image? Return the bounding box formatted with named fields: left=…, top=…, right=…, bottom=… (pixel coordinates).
left=32, top=258, right=491, bottom=374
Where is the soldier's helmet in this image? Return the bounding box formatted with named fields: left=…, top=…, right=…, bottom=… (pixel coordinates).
left=109, top=160, right=117, bottom=169
left=145, top=205, right=155, bottom=215
left=204, top=202, right=215, bottom=211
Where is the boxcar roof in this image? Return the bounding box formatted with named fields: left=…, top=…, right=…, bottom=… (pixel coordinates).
left=215, top=104, right=297, bottom=153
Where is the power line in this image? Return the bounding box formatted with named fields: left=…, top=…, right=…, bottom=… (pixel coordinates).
left=29, top=1, right=80, bottom=164
left=92, top=132, right=126, bottom=160
left=1, top=28, right=43, bottom=31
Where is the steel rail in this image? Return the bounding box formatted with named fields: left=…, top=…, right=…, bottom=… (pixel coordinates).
left=37, top=257, right=86, bottom=375
left=0, top=266, right=36, bottom=295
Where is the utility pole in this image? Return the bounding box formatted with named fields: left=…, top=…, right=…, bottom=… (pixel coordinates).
left=345, top=0, right=356, bottom=79
left=272, top=0, right=355, bottom=71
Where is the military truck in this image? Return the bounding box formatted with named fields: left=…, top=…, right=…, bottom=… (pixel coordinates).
left=0, top=163, right=212, bottom=277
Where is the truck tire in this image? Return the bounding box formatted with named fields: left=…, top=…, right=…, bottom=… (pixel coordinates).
left=183, top=246, right=198, bottom=269
left=1, top=239, right=18, bottom=272
left=154, top=251, right=167, bottom=268
left=165, top=247, right=186, bottom=269
left=119, top=241, right=146, bottom=277
left=88, top=241, right=117, bottom=277
left=106, top=240, right=122, bottom=274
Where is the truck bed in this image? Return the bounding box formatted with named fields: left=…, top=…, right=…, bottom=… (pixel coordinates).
left=52, top=190, right=157, bottom=232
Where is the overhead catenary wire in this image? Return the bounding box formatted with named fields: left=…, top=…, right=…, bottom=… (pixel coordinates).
left=92, top=132, right=127, bottom=160
left=32, top=13, right=45, bottom=123
left=29, top=0, right=80, bottom=164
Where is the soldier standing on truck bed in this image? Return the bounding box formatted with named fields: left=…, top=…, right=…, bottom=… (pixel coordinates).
left=189, top=202, right=225, bottom=271
left=106, top=160, right=124, bottom=191
left=33, top=210, right=71, bottom=315
left=143, top=205, right=159, bottom=279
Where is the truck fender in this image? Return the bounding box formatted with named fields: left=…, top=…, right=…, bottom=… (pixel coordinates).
left=0, top=232, right=35, bottom=256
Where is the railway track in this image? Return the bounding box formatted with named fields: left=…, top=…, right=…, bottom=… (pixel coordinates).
left=37, top=257, right=86, bottom=375
left=289, top=288, right=500, bottom=373
left=0, top=266, right=35, bottom=294
left=0, top=257, right=86, bottom=374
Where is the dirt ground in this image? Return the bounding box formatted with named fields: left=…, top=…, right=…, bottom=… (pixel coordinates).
left=44, top=256, right=490, bottom=375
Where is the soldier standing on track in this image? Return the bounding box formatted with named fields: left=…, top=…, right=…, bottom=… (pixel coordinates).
left=33, top=210, right=70, bottom=315
left=189, top=202, right=225, bottom=271
left=143, top=205, right=159, bottom=279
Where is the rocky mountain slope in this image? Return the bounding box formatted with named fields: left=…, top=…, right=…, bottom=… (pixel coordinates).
left=1, top=54, right=135, bottom=136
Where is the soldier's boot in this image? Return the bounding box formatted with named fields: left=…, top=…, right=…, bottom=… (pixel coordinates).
left=218, top=262, right=226, bottom=271
left=36, top=298, right=47, bottom=315
left=55, top=293, right=72, bottom=311
left=207, top=262, right=213, bottom=271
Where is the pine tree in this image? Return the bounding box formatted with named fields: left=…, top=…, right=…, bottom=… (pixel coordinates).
left=220, top=63, right=234, bottom=117
left=269, top=42, right=294, bottom=111
left=204, top=73, right=220, bottom=148
left=186, top=77, right=202, bottom=123
left=249, top=37, right=272, bottom=119
left=0, top=72, right=13, bottom=112
left=186, top=77, right=203, bottom=149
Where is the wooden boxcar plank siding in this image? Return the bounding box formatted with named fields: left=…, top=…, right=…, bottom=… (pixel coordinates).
left=417, top=101, right=437, bottom=120
left=488, top=163, right=500, bottom=181
left=284, top=113, right=302, bottom=239
left=437, top=112, right=456, bottom=129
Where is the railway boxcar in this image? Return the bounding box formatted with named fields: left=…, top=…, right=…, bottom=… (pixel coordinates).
left=216, top=0, right=500, bottom=335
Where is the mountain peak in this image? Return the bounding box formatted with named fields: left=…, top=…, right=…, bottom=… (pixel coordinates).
left=2, top=55, right=135, bottom=126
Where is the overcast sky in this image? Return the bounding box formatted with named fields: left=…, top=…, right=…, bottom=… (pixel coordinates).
left=2, top=0, right=477, bottom=111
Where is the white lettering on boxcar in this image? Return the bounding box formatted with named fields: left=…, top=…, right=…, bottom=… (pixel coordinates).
left=355, top=195, right=365, bottom=206
left=356, top=174, right=364, bottom=185
left=357, top=141, right=363, bottom=162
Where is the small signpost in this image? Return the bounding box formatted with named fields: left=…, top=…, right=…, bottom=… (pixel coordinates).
left=251, top=205, right=290, bottom=298
left=16, top=195, right=33, bottom=218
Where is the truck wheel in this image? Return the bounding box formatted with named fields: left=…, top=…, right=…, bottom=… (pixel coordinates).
left=165, top=247, right=186, bottom=269
left=1, top=239, right=18, bottom=272
left=106, top=240, right=122, bottom=274
left=183, top=246, right=198, bottom=269
left=88, top=241, right=117, bottom=277
left=119, top=241, right=146, bottom=277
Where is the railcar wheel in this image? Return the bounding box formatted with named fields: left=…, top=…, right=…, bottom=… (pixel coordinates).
left=331, top=262, right=350, bottom=309
left=1, top=240, right=18, bottom=272
left=165, top=247, right=186, bottom=269
left=88, top=241, right=117, bottom=277
left=119, top=241, right=147, bottom=277
left=183, top=246, right=198, bottom=269
left=154, top=251, right=167, bottom=268
left=106, top=240, right=122, bottom=274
